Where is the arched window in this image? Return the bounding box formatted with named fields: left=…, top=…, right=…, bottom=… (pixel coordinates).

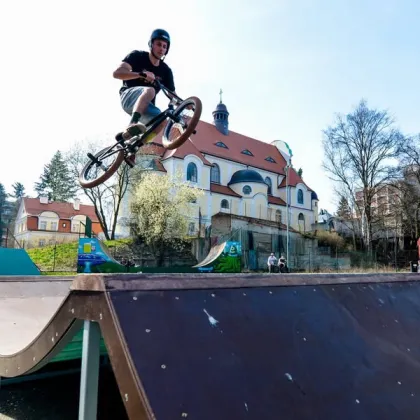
left=187, top=162, right=198, bottom=182
left=210, top=164, right=221, bottom=183
left=298, top=213, right=305, bottom=232
left=297, top=189, right=304, bottom=204
left=221, top=199, right=229, bottom=209
left=265, top=177, right=272, bottom=195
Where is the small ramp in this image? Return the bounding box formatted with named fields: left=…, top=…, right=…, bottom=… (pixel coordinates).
left=193, top=241, right=241, bottom=272
left=193, top=241, right=226, bottom=268
left=3, top=273, right=420, bottom=419
left=0, top=248, right=40, bottom=275
left=77, top=238, right=142, bottom=273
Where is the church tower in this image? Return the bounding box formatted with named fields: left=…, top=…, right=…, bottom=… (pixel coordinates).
left=212, top=89, right=229, bottom=135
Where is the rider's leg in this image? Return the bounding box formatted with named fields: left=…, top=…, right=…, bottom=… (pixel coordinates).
left=129, top=87, right=156, bottom=125
left=120, top=86, right=168, bottom=141
left=119, top=87, right=154, bottom=140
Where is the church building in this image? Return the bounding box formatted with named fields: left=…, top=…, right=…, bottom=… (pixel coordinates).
left=117, top=93, right=319, bottom=243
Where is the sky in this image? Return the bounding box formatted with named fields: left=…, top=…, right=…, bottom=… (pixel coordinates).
left=0, top=0, right=419, bottom=213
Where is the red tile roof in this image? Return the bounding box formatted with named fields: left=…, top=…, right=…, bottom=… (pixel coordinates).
left=268, top=196, right=287, bottom=206
left=278, top=167, right=312, bottom=191
left=210, top=184, right=241, bottom=197
left=152, top=121, right=308, bottom=184
left=137, top=143, right=165, bottom=157
left=153, top=158, right=166, bottom=172
left=23, top=198, right=100, bottom=223
left=162, top=137, right=212, bottom=166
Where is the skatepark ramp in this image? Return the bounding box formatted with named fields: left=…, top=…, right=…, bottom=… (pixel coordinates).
left=0, top=248, right=40, bottom=275
left=2, top=272, right=420, bottom=419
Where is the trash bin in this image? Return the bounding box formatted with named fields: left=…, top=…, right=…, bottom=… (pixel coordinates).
left=410, top=261, right=419, bottom=273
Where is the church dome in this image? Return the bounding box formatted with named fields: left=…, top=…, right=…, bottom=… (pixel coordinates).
left=311, top=191, right=319, bottom=201
left=228, top=169, right=266, bottom=186
left=215, top=102, right=228, bottom=112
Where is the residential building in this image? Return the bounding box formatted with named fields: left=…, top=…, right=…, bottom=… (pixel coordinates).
left=14, top=197, right=103, bottom=248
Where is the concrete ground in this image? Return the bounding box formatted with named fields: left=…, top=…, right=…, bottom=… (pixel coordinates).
left=0, top=365, right=128, bottom=420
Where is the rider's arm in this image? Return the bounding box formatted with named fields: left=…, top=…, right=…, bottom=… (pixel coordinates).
left=112, top=62, right=143, bottom=80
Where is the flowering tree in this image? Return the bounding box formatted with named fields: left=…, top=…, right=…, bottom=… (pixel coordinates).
left=130, top=171, right=204, bottom=266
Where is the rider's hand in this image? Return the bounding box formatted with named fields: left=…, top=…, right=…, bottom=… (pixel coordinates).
left=141, top=71, right=155, bottom=84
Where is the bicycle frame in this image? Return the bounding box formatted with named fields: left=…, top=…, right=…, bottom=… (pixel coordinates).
left=96, top=78, right=185, bottom=162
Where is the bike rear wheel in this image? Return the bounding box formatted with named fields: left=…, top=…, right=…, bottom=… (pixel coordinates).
left=162, top=96, right=202, bottom=150
left=79, top=146, right=125, bottom=189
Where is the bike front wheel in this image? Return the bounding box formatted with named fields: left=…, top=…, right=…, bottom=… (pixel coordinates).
left=79, top=145, right=125, bottom=189
left=162, top=96, right=202, bottom=150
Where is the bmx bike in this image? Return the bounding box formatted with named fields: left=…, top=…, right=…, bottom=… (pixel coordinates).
left=79, top=73, right=202, bottom=189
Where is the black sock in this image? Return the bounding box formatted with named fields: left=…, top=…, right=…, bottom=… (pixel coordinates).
left=130, top=112, right=141, bottom=124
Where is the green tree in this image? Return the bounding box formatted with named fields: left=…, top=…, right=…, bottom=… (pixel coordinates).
left=335, top=196, right=352, bottom=219
left=34, top=151, right=78, bottom=202
left=130, top=171, right=204, bottom=266
left=11, top=182, right=25, bottom=199
left=0, top=183, right=7, bottom=242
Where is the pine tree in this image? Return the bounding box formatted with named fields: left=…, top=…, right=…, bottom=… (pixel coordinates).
left=34, top=151, right=78, bottom=202
left=0, top=183, right=7, bottom=233
left=336, top=196, right=352, bottom=219
left=11, top=182, right=25, bottom=199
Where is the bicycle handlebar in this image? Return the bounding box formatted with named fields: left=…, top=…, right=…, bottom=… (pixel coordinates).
left=137, top=71, right=183, bottom=103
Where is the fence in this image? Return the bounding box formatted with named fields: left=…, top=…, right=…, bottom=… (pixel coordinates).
left=229, top=230, right=415, bottom=273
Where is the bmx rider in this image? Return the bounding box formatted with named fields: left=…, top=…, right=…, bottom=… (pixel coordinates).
left=112, top=28, right=178, bottom=160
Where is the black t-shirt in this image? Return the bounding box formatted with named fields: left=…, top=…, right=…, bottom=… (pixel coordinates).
left=119, top=50, right=175, bottom=101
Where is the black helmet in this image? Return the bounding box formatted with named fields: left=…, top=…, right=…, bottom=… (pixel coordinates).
left=149, top=29, right=171, bottom=54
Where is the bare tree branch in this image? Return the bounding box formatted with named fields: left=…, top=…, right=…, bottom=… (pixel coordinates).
left=322, top=99, right=406, bottom=251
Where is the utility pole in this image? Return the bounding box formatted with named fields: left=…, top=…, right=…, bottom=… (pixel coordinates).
left=285, top=161, right=291, bottom=265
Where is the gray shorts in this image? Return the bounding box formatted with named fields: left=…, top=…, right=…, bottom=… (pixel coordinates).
left=120, top=87, right=161, bottom=124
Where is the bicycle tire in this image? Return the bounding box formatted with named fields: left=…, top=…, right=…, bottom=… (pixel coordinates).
left=162, top=96, right=202, bottom=150
left=79, top=146, right=125, bottom=189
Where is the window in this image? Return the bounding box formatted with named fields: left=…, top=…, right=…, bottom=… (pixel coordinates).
left=40, top=221, right=47, bottom=230
left=275, top=210, right=281, bottom=223
left=297, top=189, right=304, bottom=204
left=72, top=222, right=80, bottom=233
left=39, top=239, right=45, bottom=247
left=221, top=199, right=229, bottom=209
left=265, top=177, right=272, bottom=195
left=50, top=222, right=58, bottom=231
left=187, top=162, right=198, bottom=182
left=241, top=149, right=253, bottom=156
left=243, top=185, right=252, bottom=195
left=210, top=164, right=221, bottom=183
left=298, top=213, right=305, bottom=232
left=215, top=141, right=228, bottom=149
left=265, top=157, right=276, bottom=163
left=188, top=223, right=195, bottom=235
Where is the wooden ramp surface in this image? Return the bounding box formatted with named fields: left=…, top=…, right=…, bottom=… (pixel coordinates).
left=1, top=272, right=420, bottom=419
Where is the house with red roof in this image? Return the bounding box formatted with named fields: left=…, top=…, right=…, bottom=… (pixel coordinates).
left=14, top=197, right=103, bottom=249
left=117, top=97, right=319, bottom=243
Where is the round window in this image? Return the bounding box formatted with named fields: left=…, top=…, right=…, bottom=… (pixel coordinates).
left=243, top=185, right=252, bottom=195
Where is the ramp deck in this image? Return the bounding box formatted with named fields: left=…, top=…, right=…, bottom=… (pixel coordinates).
left=1, top=272, right=420, bottom=419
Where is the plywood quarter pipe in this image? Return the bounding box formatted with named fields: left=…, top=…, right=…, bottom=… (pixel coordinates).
left=2, top=272, right=420, bottom=420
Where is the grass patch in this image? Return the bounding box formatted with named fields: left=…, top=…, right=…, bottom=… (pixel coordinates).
left=27, top=238, right=133, bottom=272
